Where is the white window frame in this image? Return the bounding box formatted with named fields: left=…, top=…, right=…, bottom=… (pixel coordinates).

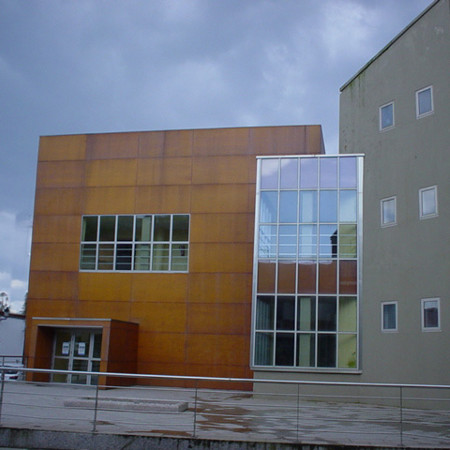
left=379, top=101, right=394, bottom=131
left=380, top=196, right=397, bottom=227
left=421, top=298, right=440, bottom=332
left=416, top=85, right=434, bottom=119
left=419, top=185, right=438, bottom=220
left=381, top=302, right=398, bottom=332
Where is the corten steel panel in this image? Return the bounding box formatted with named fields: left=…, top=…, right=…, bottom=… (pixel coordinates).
left=79, top=273, right=132, bottom=302
left=86, top=159, right=138, bottom=187
left=30, top=243, right=79, bottom=272
left=190, top=213, right=253, bottom=243
left=189, top=243, right=253, bottom=273
left=26, top=298, right=77, bottom=318
left=191, top=184, right=249, bottom=213
left=257, top=262, right=276, bottom=293
left=32, top=215, right=81, bottom=244
left=191, top=155, right=253, bottom=185
left=187, top=303, right=251, bottom=335
left=162, top=129, right=193, bottom=158
left=188, top=273, right=252, bottom=304
left=131, top=273, right=188, bottom=303
left=192, top=127, right=250, bottom=156
left=77, top=300, right=131, bottom=320
left=137, top=131, right=165, bottom=158
left=138, top=332, right=186, bottom=364
left=86, top=133, right=139, bottom=160
left=84, top=187, right=136, bottom=214
left=130, top=302, right=187, bottom=333
left=38, top=135, right=86, bottom=161
left=34, top=188, right=84, bottom=216
left=135, top=185, right=192, bottom=213
left=278, top=261, right=296, bottom=293
left=136, top=157, right=192, bottom=186
left=36, top=161, right=85, bottom=188
left=28, top=271, right=79, bottom=300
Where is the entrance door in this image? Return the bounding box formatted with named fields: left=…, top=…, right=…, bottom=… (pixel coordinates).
left=52, top=329, right=102, bottom=385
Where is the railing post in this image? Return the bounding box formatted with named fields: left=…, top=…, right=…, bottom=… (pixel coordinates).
left=92, top=380, right=100, bottom=432
left=193, top=379, right=199, bottom=438
left=399, top=386, right=403, bottom=447
left=0, top=369, right=5, bottom=425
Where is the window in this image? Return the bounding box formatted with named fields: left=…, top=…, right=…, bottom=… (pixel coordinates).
left=80, top=214, right=189, bottom=272
left=381, top=302, right=397, bottom=332
left=416, top=86, right=433, bottom=118
left=419, top=186, right=438, bottom=219
left=381, top=196, right=397, bottom=227
left=421, top=298, right=440, bottom=331
left=380, top=102, right=394, bottom=130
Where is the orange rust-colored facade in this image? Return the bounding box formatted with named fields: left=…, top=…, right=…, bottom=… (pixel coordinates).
left=25, top=125, right=324, bottom=388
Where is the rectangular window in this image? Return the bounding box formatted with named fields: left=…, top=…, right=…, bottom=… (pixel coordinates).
left=381, top=302, right=397, bottom=332
left=419, top=186, right=438, bottom=219
left=381, top=196, right=397, bottom=227
left=416, top=86, right=433, bottom=118
left=379, top=102, right=394, bottom=131
left=422, top=298, right=440, bottom=331
left=80, top=214, right=189, bottom=272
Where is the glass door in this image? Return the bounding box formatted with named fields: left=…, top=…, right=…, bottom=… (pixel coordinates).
left=52, top=329, right=102, bottom=385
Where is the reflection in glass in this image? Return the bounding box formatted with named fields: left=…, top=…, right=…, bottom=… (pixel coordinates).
left=300, top=158, right=318, bottom=188
left=172, top=215, right=189, bottom=241
left=299, top=225, right=317, bottom=258
left=318, top=261, right=337, bottom=294
left=339, top=157, right=357, bottom=188
left=279, top=191, right=298, bottom=223
left=117, top=216, right=133, bottom=241
left=99, top=216, right=115, bottom=241
left=171, top=244, right=188, bottom=271
left=254, top=332, right=273, bottom=365
left=339, top=190, right=357, bottom=222
left=318, top=334, right=336, bottom=367
left=298, top=296, right=316, bottom=331
left=383, top=303, right=397, bottom=330
left=381, top=197, right=396, bottom=225
left=135, top=215, right=152, bottom=241
left=277, top=262, right=296, bottom=293
left=339, top=225, right=357, bottom=258
left=98, top=244, right=114, bottom=270
left=80, top=244, right=96, bottom=270
left=93, top=333, right=102, bottom=358
left=153, top=215, right=170, bottom=241
left=257, top=261, right=276, bottom=293
left=276, top=296, right=295, bottom=330
left=319, top=225, right=338, bottom=258
left=82, top=216, right=98, bottom=241
left=299, top=191, right=317, bottom=222
left=297, top=261, right=316, bottom=293
left=339, top=260, right=357, bottom=294
left=320, top=158, right=337, bottom=188
left=338, top=334, right=357, bottom=368
left=339, top=297, right=357, bottom=332
left=319, top=190, right=337, bottom=222
left=134, top=244, right=151, bottom=270
left=417, top=88, right=432, bottom=116
left=278, top=225, right=297, bottom=258
left=259, top=225, right=277, bottom=258
left=275, top=333, right=294, bottom=366
left=421, top=187, right=437, bottom=217
left=260, top=159, right=278, bottom=189
left=318, top=297, right=337, bottom=331
left=152, top=244, right=169, bottom=270
left=297, top=334, right=315, bottom=367
left=256, top=296, right=275, bottom=329
left=260, top=191, right=278, bottom=223
left=280, top=158, right=298, bottom=189
left=116, top=244, right=132, bottom=270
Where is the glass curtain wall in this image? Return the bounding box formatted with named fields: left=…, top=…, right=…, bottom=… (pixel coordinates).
left=252, top=155, right=362, bottom=370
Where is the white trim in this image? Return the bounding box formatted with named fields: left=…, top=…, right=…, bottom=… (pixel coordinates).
left=416, top=85, right=434, bottom=119
left=380, top=196, right=397, bottom=227
left=421, top=298, right=440, bottom=332
left=379, top=101, right=395, bottom=131
left=381, top=302, right=398, bottom=332
left=419, top=185, right=438, bottom=219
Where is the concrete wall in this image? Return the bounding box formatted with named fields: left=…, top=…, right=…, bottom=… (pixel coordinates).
left=340, top=0, right=450, bottom=384
left=0, top=315, right=25, bottom=357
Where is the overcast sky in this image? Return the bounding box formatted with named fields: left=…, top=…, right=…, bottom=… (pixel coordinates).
left=0, top=0, right=433, bottom=312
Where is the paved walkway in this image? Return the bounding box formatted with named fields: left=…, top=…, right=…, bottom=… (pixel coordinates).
left=1, top=381, right=450, bottom=448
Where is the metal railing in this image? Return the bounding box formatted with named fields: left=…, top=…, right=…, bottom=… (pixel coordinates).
left=0, top=367, right=449, bottom=448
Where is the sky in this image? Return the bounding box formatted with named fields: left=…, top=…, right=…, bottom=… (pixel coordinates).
left=0, top=0, right=433, bottom=313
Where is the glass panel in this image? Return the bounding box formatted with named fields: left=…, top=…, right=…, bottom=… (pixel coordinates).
left=153, top=215, right=170, bottom=241
left=299, top=158, right=318, bottom=188
left=71, top=359, right=88, bottom=384
left=152, top=244, right=169, bottom=270
left=99, top=216, right=115, bottom=241
left=260, top=191, right=278, bottom=223
left=339, top=260, right=357, bottom=294
left=82, top=216, right=98, bottom=241
left=278, top=225, right=297, bottom=258
left=256, top=296, right=275, bottom=329
left=318, top=261, right=337, bottom=294
left=381, top=103, right=393, bottom=129
left=257, top=261, right=276, bottom=292
left=116, top=244, right=132, bottom=270
left=423, top=300, right=439, bottom=328
left=298, top=296, right=316, bottom=331
left=275, top=333, right=294, bottom=366
left=280, top=158, right=298, bottom=189
left=53, top=358, right=69, bottom=383
left=317, top=334, right=336, bottom=367
left=134, top=244, right=151, bottom=270
left=339, top=225, right=357, bottom=258
left=382, top=198, right=396, bottom=225
left=260, top=159, right=279, bottom=189
left=80, top=244, right=97, bottom=270
left=299, top=191, right=317, bottom=223
left=171, top=244, right=188, bottom=271
left=279, top=191, right=298, bottom=223
left=320, top=158, right=337, bottom=188
left=338, top=334, right=357, bottom=368
left=54, top=331, right=72, bottom=357
left=277, top=262, right=296, bottom=294
left=319, top=190, right=337, bottom=223
left=117, top=216, right=133, bottom=241
left=74, top=331, right=90, bottom=357
left=421, top=188, right=437, bottom=216
left=339, top=157, right=357, bottom=188
left=297, top=334, right=315, bottom=367
left=297, top=261, right=316, bottom=293
left=339, top=297, right=357, bottom=332
left=418, top=88, right=432, bottom=115
left=319, top=225, right=338, bottom=258
left=383, top=304, right=396, bottom=330
left=299, top=224, right=317, bottom=258
left=93, top=333, right=102, bottom=358
left=339, top=190, right=357, bottom=222
left=135, top=215, right=152, bottom=241
left=254, top=332, right=273, bottom=365
left=172, top=215, right=189, bottom=241
left=318, top=297, right=337, bottom=331
left=259, top=225, right=277, bottom=258
left=97, top=244, right=114, bottom=270
left=91, top=360, right=100, bottom=385
left=276, top=296, right=295, bottom=330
